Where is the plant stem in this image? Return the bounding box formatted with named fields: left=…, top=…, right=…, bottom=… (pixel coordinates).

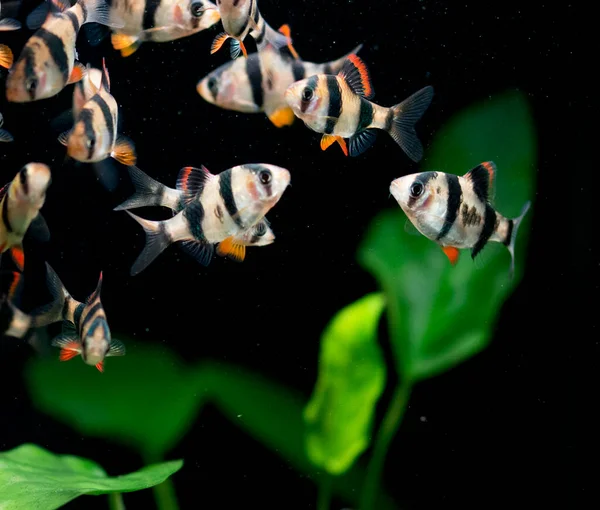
left=317, top=474, right=332, bottom=510
left=108, top=492, right=125, bottom=510
left=144, top=454, right=180, bottom=510
left=152, top=478, right=179, bottom=510
left=360, top=383, right=412, bottom=510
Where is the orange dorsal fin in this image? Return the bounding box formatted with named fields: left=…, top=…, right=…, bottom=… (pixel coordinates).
left=211, top=32, right=230, bottom=54
left=112, top=136, right=137, bottom=166
left=337, top=54, right=374, bottom=100
left=7, top=271, right=21, bottom=300
left=66, top=62, right=85, bottom=85
left=442, top=246, right=460, bottom=266
left=10, top=246, right=24, bottom=271
left=0, top=44, right=14, bottom=70
left=216, top=236, right=246, bottom=262
left=277, top=24, right=300, bottom=60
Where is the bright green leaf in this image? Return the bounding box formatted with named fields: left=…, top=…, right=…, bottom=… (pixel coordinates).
left=197, top=361, right=398, bottom=510
left=358, top=89, right=536, bottom=381
left=304, top=292, right=387, bottom=475
left=24, top=342, right=206, bottom=460
left=0, top=443, right=182, bottom=510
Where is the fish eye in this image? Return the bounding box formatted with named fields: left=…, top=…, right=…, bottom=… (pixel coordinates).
left=207, top=76, right=218, bottom=95
left=86, top=138, right=96, bottom=149
left=255, top=222, right=267, bottom=236
left=410, top=182, right=424, bottom=198
left=301, top=87, right=313, bottom=102
left=259, top=169, right=272, bottom=185
left=190, top=1, right=204, bottom=17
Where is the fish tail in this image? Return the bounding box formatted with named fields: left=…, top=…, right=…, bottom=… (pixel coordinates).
left=30, top=262, right=70, bottom=328
left=506, top=200, right=531, bottom=280
left=114, top=166, right=180, bottom=211
left=3, top=303, right=32, bottom=339
left=387, top=85, right=434, bottom=162
left=80, top=0, right=124, bottom=29
left=125, top=211, right=173, bottom=276
left=0, top=17, right=22, bottom=32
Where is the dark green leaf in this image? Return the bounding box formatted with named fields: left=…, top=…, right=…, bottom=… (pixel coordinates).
left=0, top=443, right=182, bottom=510
left=304, top=293, right=387, bottom=475
left=24, top=342, right=206, bottom=459
left=197, top=361, right=398, bottom=509
left=358, top=89, right=536, bottom=381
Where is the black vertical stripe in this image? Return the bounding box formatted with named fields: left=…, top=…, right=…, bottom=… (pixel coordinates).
left=91, top=95, right=115, bottom=147
left=233, top=0, right=253, bottom=37
left=503, top=219, right=514, bottom=246
left=253, top=22, right=266, bottom=46
left=219, top=169, right=244, bottom=229
left=291, top=60, right=305, bottom=82
left=1, top=198, right=13, bottom=233
left=357, top=98, right=374, bottom=132
left=436, top=174, right=462, bottom=241
left=472, top=203, right=497, bottom=259
left=142, top=0, right=161, bottom=30
left=19, top=167, right=29, bottom=196
left=36, top=28, right=69, bottom=84
left=252, top=3, right=260, bottom=24
left=72, top=302, right=84, bottom=332
left=183, top=201, right=207, bottom=241
left=324, top=76, right=342, bottom=134
left=22, top=48, right=36, bottom=92
left=79, top=109, right=96, bottom=160
left=245, top=54, right=263, bottom=108
left=79, top=301, right=102, bottom=337
left=79, top=1, right=88, bottom=21
left=65, top=11, right=80, bottom=34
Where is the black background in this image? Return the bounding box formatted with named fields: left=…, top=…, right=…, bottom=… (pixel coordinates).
left=0, top=1, right=591, bottom=509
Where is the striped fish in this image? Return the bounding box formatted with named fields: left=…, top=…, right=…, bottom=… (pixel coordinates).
left=211, top=0, right=297, bottom=60
left=71, top=65, right=102, bottom=119
left=5, top=0, right=124, bottom=103
left=118, top=163, right=290, bottom=275
left=0, top=163, right=52, bottom=272
left=389, top=162, right=531, bottom=278
left=114, top=164, right=276, bottom=262
left=0, top=112, right=13, bottom=142
left=284, top=53, right=434, bottom=161
left=0, top=270, right=32, bottom=339
left=0, top=1, right=21, bottom=31
left=77, top=0, right=221, bottom=57
left=197, top=32, right=363, bottom=128
left=58, top=59, right=136, bottom=171
left=31, top=262, right=125, bottom=372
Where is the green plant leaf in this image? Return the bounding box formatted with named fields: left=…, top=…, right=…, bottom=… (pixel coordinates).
left=24, top=342, right=206, bottom=460
left=304, top=292, right=387, bottom=476
left=197, top=361, right=398, bottom=510
left=0, top=443, right=182, bottom=510
left=358, top=89, right=536, bottom=381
